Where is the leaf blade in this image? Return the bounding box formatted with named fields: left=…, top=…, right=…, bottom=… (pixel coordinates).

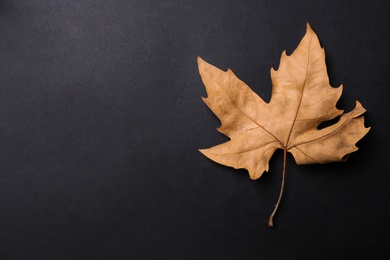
left=198, top=24, right=369, bottom=179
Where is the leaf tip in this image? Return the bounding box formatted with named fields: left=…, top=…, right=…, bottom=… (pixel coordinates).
left=355, top=100, right=364, bottom=109
left=197, top=56, right=220, bottom=75
left=198, top=149, right=209, bottom=158
left=197, top=56, right=206, bottom=68
left=303, top=22, right=320, bottom=46
left=248, top=168, right=267, bottom=180
left=353, top=100, right=367, bottom=116
left=305, top=22, right=316, bottom=36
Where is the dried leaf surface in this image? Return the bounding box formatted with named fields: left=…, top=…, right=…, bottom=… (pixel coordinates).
left=198, top=24, right=370, bottom=180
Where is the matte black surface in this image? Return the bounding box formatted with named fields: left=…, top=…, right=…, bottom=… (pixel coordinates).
left=0, top=0, right=389, bottom=259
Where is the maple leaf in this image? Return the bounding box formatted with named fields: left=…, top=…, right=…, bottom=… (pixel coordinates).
left=198, top=24, right=370, bottom=227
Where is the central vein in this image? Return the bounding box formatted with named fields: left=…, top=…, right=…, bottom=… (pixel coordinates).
left=285, top=35, right=312, bottom=149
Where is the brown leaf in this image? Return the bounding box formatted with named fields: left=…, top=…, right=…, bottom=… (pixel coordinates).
left=198, top=23, right=370, bottom=227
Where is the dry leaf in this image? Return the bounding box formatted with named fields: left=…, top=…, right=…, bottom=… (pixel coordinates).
left=198, top=23, right=370, bottom=227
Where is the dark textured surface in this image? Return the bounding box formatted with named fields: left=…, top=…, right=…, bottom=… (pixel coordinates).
left=0, top=0, right=388, bottom=259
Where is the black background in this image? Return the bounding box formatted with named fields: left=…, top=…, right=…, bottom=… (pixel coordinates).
left=0, top=0, right=389, bottom=259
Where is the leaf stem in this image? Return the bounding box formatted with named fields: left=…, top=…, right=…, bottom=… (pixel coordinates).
left=268, top=148, right=287, bottom=227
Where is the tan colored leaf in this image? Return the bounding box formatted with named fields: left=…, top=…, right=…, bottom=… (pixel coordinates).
left=198, top=24, right=370, bottom=227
